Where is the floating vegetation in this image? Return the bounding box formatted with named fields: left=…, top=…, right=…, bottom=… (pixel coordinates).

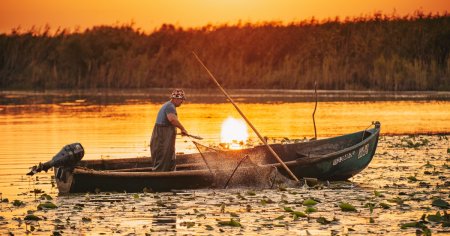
left=431, top=198, right=449, bottom=209
left=218, top=218, right=242, bottom=227
left=302, top=198, right=318, bottom=206
left=316, top=217, right=332, bottom=225
left=379, top=202, right=391, bottom=209
left=305, top=207, right=317, bottom=213
left=2, top=134, right=449, bottom=235
left=292, top=211, right=307, bottom=219
left=37, top=202, right=58, bottom=210
left=40, top=194, right=52, bottom=200
left=180, top=221, right=195, bottom=228
left=423, top=161, right=434, bottom=168
left=283, top=206, right=293, bottom=212
left=339, top=203, right=357, bottom=212
left=24, top=215, right=41, bottom=221
left=12, top=200, right=25, bottom=207
left=31, top=189, right=44, bottom=194
left=260, top=199, right=272, bottom=206
left=230, top=212, right=239, bottom=217
left=374, top=190, right=384, bottom=197
left=399, top=137, right=430, bottom=148
left=407, top=176, right=418, bottom=182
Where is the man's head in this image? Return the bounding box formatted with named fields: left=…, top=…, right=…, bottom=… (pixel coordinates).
left=170, top=89, right=185, bottom=107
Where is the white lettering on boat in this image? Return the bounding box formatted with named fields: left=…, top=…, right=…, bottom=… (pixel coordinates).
left=332, top=151, right=355, bottom=166
left=357, top=144, right=369, bottom=159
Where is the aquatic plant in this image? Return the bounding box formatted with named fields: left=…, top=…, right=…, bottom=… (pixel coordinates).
left=37, top=202, right=58, bottom=210
left=12, top=200, right=25, bottom=207
left=302, top=198, right=318, bottom=206
left=432, top=198, right=449, bottom=209
left=24, top=215, right=41, bottom=221
left=218, top=218, right=241, bottom=227
left=316, top=217, right=331, bottom=225
left=339, top=202, right=357, bottom=212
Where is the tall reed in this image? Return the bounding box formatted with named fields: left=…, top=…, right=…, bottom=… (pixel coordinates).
left=0, top=12, right=448, bottom=91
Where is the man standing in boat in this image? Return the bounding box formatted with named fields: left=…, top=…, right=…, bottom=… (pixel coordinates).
left=150, top=89, right=189, bottom=172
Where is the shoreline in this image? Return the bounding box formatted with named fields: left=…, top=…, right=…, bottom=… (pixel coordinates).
left=1, top=89, right=450, bottom=105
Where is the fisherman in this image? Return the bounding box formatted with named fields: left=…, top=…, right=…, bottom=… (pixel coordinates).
left=150, top=89, right=189, bottom=171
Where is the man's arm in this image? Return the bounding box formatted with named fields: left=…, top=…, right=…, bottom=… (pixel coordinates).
left=167, top=113, right=188, bottom=135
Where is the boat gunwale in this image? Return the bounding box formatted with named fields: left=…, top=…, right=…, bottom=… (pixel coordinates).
left=285, top=126, right=380, bottom=166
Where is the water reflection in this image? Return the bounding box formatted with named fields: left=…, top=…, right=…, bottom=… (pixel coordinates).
left=151, top=193, right=178, bottom=233
left=0, top=92, right=449, bottom=234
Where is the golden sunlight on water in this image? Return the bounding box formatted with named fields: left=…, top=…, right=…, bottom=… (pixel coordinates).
left=220, top=117, right=249, bottom=149
left=0, top=99, right=449, bottom=235
left=0, top=100, right=449, bottom=198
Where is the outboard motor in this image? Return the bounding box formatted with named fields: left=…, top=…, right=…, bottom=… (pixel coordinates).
left=26, top=143, right=84, bottom=176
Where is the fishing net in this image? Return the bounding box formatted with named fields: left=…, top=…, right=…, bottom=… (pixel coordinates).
left=192, top=141, right=298, bottom=189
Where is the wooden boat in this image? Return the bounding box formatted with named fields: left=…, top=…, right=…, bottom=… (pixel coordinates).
left=41, top=122, right=380, bottom=193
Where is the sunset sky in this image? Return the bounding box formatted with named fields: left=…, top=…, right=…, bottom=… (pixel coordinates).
left=1, top=0, right=449, bottom=33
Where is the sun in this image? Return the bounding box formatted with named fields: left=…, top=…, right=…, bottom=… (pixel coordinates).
left=220, top=117, right=249, bottom=149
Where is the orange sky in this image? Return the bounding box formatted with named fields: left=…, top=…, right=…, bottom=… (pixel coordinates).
left=1, top=0, right=449, bottom=33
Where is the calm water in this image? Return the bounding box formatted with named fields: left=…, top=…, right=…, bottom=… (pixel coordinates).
left=0, top=91, right=449, bottom=235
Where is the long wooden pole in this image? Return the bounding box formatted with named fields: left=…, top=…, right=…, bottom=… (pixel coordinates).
left=192, top=52, right=300, bottom=182
left=312, top=81, right=318, bottom=140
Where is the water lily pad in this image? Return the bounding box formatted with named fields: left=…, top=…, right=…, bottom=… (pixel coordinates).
left=339, top=203, right=357, bottom=212
left=374, top=190, right=384, bottom=197
left=12, top=200, right=25, bottom=207
left=283, top=206, right=293, bottom=212
left=37, top=202, right=58, bottom=210
left=180, top=221, right=195, bottom=228
left=431, top=198, right=449, bottom=209
left=305, top=207, right=317, bottom=213
left=423, top=161, right=434, bottom=168
left=407, top=176, right=418, bottom=181
left=388, top=197, right=404, bottom=205
left=317, top=217, right=331, bottom=224
left=426, top=212, right=442, bottom=222
left=303, top=199, right=318, bottom=206
left=400, top=221, right=424, bottom=229
left=24, top=214, right=41, bottom=221
left=230, top=212, right=239, bottom=217
left=218, top=218, right=241, bottom=227
left=292, top=211, right=307, bottom=219
left=379, top=202, right=391, bottom=209
left=40, top=194, right=52, bottom=200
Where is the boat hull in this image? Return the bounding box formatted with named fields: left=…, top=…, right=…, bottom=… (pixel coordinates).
left=55, top=122, right=381, bottom=193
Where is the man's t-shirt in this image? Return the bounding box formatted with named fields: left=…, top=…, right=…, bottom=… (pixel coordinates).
left=155, top=101, right=177, bottom=126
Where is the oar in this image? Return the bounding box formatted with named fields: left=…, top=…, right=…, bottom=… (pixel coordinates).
left=177, top=133, right=203, bottom=140
left=192, top=52, right=300, bottom=183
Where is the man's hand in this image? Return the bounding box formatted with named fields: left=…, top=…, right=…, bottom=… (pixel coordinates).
left=181, top=129, right=188, bottom=136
